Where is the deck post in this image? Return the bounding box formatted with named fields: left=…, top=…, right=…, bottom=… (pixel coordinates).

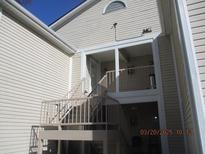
left=81, top=141, right=85, bottom=154
left=37, top=139, right=43, bottom=154
left=115, top=48, right=120, bottom=93
left=57, top=125, right=62, bottom=154
left=116, top=141, right=120, bottom=154
left=103, top=139, right=108, bottom=154
left=57, top=140, right=61, bottom=154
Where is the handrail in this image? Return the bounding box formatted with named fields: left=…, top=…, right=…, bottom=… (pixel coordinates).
left=106, top=65, right=154, bottom=73
left=88, top=74, right=108, bottom=97
left=63, top=78, right=86, bottom=99
left=42, top=96, right=90, bottom=104
left=41, top=78, right=88, bottom=124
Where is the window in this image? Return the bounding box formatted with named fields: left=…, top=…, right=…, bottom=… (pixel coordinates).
left=103, top=0, right=126, bottom=14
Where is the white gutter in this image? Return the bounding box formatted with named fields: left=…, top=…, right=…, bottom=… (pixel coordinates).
left=0, top=0, right=76, bottom=55
left=50, top=0, right=97, bottom=30
left=175, top=0, right=205, bottom=153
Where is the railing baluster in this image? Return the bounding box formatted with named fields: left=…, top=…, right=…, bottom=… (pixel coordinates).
left=72, top=106, right=74, bottom=124
left=106, top=74, right=108, bottom=89
left=47, top=103, right=50, bottom=124
left=96, top=98, right=99, bottom=123
left=53, top=103, right=55, bottom=123
left=46, top=103, right=48, bottom=124
left=87, top=99, right=90, bottom=122
left=44, top=103, right=47, bottom=123
left=40, top=103, right=43, bottom=124
left=76, top=105, right=78, bottom=123
left=106, top=103, right=108, bottom=130
left=41, top=103, right=43, bottom=123
left=80, top=102, right=82, bottom=123
left=84, top=100, right=86, bottom=123
left=101, top=98, right=103, bottom=122
left=51, top=103, right=54, bottom=123
left=68, top=101, right=70, bottom=124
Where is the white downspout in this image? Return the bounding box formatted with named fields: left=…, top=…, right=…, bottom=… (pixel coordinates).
left=115, top=48, right=120, bottom=93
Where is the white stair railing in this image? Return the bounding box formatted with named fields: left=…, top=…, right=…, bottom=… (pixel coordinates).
left=106, top=65, right=155, bottom=91
left=40, top=74, right=108, bottom=125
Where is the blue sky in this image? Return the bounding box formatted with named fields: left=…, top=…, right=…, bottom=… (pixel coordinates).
left=18, top=0, right=85, bottom=25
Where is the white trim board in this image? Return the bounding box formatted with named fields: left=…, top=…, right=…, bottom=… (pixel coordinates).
left=108, top=89, right=159, bottom=104
left=114, top=95, right=158, bottom=104
left=108, top=89, right=158, bottom=98
left=79, top=32, right=161, bottom=54
left=152, top=38, right=169, bottom=154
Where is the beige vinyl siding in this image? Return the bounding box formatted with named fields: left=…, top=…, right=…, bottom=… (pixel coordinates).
left=70, top=52, right=83, bottom=97
left=165, top=1, right=200, bottom=154
left=0, top=11, right=70, bottom=154
left=187, top=0, right=205, bottom=100
left=56, top=0, right=162, bottom=49
left=158, top=36, right=185, bottom=154
left=170, top=4, right=197, bottom=153
left=185, top=1, right=205, bottom=153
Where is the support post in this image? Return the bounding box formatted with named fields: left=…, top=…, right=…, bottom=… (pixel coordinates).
left=152, top=39, right=169, bottom=154
left=37, top=139, right=43, bottom=154
left=57, top=125, right=62, bottom=154
left=115, top=48, right=120, bottom=93
left=57, top=140, right=61, bottom=154
left=116, top=142, right=120, bottom=154
left=103, top=140, right=108, bottom=154
left=81, top=141, right=85, bottom=154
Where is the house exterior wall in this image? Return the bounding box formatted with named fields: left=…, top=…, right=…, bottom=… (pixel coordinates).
left=57, top=1, right=186, bottom=152
left=186, top=0, right=205, bottom=103
left=185, top=1, right=205, bottom=153
left=167, top=1, right=199, bottom=153
left=0, top=11, right=70, bottom=154
left=158, top=36, right=185, bottom=154
left=55, top=0, right=162, bottom=49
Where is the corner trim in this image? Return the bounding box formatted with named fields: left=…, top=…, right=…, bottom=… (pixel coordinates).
left=68, top=57, right=73, bottom=97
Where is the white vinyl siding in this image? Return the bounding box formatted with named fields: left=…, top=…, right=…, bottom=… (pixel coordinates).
left=187, top=0, right=205, bottom=100
left=170, top=8, right=197, bottom=153
left=161, top=1, right=202, bottom=153
left=56, top=0, right=162, bottom=49
left=158, top=36, right=185, bottom=154
left=0, top=11, right=70, bottom=154
left=185, top=1, right=205, bottom=153
left=70, top=52, right=83, bottom=97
